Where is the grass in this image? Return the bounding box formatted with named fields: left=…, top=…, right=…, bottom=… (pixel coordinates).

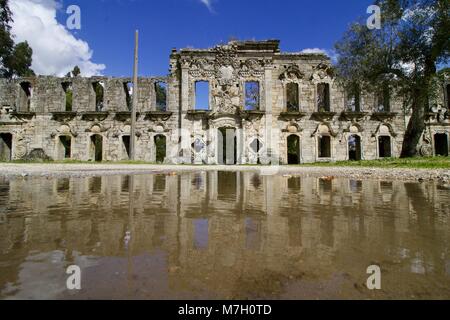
left=300, top=157, right=450, bottom=169
left=2, top=157, right=450, bottom=169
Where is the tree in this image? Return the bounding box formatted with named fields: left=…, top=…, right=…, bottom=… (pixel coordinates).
left=335, top=0, right=449, bottom=158
left=4, top=41, right=34, bottom=77
left=155, top=82, right=167, bottom=111
left=0, top=0, right=35, bottom=78
left=65, top=65, right=81, bottom=78
left=72, top=65, right=81, bottom=77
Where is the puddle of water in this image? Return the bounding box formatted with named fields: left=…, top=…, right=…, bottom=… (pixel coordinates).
left=0, top=172, right=449, bottom=300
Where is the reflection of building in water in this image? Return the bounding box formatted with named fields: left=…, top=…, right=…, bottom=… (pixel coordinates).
left=0, top=173, right=449, bottom=298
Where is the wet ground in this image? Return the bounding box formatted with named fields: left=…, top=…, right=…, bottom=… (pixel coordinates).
left=0, top=171, right=449, bottom=299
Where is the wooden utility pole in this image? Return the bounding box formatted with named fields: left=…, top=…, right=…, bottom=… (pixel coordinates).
left=130, top=30, right=139, bottom=160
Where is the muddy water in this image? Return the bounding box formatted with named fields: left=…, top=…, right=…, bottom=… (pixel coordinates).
left=0, top=171, right=449, bottom=300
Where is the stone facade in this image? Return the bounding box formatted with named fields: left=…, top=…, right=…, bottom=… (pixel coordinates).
left=0, top=40, right=449, bottom=163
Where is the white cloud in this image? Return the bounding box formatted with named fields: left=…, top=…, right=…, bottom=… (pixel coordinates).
left=199, top=0, right=215, bottom=13
left=300, top=48, right=327, bottom=54
left=301, top=48, right=339, bottom=63
left=10, top=0, right=106, bottom=77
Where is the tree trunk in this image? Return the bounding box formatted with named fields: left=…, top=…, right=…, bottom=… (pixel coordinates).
left=400, top=91, right=426, bottom=158
left=400, top=58, right=436, bottom=158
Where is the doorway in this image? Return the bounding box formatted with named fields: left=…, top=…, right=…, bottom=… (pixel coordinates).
left=348, top=135, right=362, bottom=161
left=122, top=135, right=131, bottom=160
left=90, top=135, right=103, bottom=162
left=434, top=134, right=449, bottom=156
left=59, top=136, right=72, bottom=159
left=378, top=136, right=392, bottom=158
left=0, top=133, right=12, bottom=161
left=154, top=135, right=167, bottom=163
left=218, top=128, right=237, bottom=165
left=287, top=135, right=301, bottom=164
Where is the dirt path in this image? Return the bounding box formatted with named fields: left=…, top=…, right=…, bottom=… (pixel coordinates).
left=0, top=163, right=449, bottom=183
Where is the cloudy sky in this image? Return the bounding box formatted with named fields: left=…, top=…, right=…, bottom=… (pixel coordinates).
left=9, top=0, right=374, bottom=77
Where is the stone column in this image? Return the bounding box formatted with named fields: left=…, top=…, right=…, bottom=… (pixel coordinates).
left=264, top=65, right=276, bottom=164
left=180, top=67, right=191, bottom=163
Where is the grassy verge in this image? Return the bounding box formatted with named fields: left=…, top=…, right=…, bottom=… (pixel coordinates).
left=2, top=157, right=450, bottom=169
left=300, top=157, right=450, bottom=169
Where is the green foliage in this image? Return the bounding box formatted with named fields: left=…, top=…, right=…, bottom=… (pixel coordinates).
left=5, top=41, right=34, bottom=77
left=72, top=66, right=81, bottom=77
left=65, top=90, right=73, bottom=111
left=93, top=82, right=104, bottom=110
left=155, top=82, right=167, bottom=111
left=0, top=0, right=35, bottom=78
left=245, top=82, right=260, bottom=110
left=65, top=66, right=81, bottom=78
left=334, top=0, right=450, bottom=157
left=302, top=157, right=450, bottom=169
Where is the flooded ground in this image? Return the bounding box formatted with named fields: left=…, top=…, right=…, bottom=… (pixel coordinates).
left=0, top=171, right=449, bottom=300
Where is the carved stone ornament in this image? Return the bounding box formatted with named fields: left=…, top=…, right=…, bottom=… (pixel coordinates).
left=211, top=83, right=241, bottom=115
left=311, top=63, right=334, bottom=81
left=279, top=65, right=304, bottom=81
left=430, top=104, right=448, bottom=123
left=239, top=59, right=265, bottom=77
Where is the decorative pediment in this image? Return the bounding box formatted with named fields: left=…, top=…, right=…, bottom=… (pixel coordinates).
left=370, top=112, right=398, bottom=121
left=51, top=112, right=77, bottom=122
left=311, top=63, right=334, bottom=81
left=0, top=106, right=26, bottom=124
left=10, top=111, right=36, bottom=121
left=343, top=123, right=364, bottom=134
left=426, top=104, right=449, bottom=124
left=114, top=111, right=142, bottom=122
left=51, top=124, right=78, bottom=138
left=208, top=115, right=241, bottom=129
left=188, top=58, right=215, bottom=78
left=144, top=111, right=173, bottom=121
left=282, top=122, right=303, bottom=134
left=86, top=123, right=110, bottom=134
left=279, top=65, right=304, bottom=81
left=311, top=123, right=338, bottom=137
left=340, top=111, right=368, bottom=122
left=372, top=123, right=397, bottom=137
left=239, top=59, right=265, bottom=77
left=148, top=122, right=170, bottom=133
left=279, top=111, right=307, bottom=121
left=80, top=112, right=109, bottom=122
left=311, top=112, right=336, bottom=122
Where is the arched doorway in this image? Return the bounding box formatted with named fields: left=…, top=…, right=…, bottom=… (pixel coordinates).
left=287, top=135, right=300, bottom=164
left=122, top=135, right=131, bottom=160
left=154, top=135, right=166, bottom=163
left=434, top=133, right=449, bottom=156
left=348, top=135, right=362, bottom=161
left=318, top=135, right=331, bottom=158
left=218, top=127, right=237, bottom=165
left=58, top=136, right=72, bottom=160
left=90, top=134, right=103, bottom=162
left=0, top=133, right=12, bottom=161
left=378, top=136, right=392, bottom=158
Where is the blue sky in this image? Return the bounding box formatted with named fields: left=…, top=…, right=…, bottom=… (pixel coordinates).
left=53, top=0, right=374, bottom=77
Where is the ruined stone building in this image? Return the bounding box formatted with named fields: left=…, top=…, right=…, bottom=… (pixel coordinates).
left=0, top=40, right=449, bottom=163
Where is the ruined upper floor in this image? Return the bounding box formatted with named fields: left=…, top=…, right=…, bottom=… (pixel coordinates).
left=0, top=40, right=448, bottom=118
